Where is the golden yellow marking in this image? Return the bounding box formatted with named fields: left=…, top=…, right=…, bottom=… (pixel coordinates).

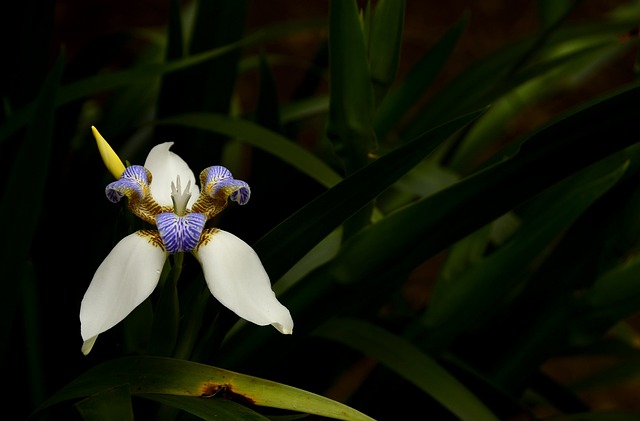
left=195, top=228, right=219, bottom=250
left=136, top=230, right=165, bottom=249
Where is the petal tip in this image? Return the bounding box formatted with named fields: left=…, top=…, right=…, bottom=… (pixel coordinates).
left=273, top=322, right=293, bottom=335
left=81, top=335, right=98, bottom=355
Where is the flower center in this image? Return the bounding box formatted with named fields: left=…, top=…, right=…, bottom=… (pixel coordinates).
left=171, top=175, right=191, bottom=216
left=156, top=212, right=206, bottom=254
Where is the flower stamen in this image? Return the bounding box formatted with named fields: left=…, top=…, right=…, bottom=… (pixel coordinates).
left=171, top=175, right=192, bottom=216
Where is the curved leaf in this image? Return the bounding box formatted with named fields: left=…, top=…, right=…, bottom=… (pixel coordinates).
left=158, top=112, right=342, bottom=188
left=314, top=318, right=500, bottom=421
left=35, top=356, right=375, bottom=421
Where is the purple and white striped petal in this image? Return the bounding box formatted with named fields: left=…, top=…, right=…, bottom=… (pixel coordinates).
left=201, top=166, right=251, bottom=205
left=156, top=212, right=206, bottom=254
left=221, top=179, right=251, bottom=205
left=202, top=165, right=232, bottom=189
left=105, top=165, right=151, bottom=203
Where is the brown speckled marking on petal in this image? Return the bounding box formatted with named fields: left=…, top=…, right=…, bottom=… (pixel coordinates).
left=135, top=230, right=166, bottom=251
left=194, top=228, right=220, bottom=251
left=127, top=193, right=165, bottom=226
left=191, top=189, right=228, bottom=220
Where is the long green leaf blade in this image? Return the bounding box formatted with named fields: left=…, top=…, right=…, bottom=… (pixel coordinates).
left=159, top=112, right=342, bottom=188
left=314, top=318, right=500, bottom=421
left=35, top=356, right=375, bottom=421
left=327, top=0, right=376, bottom=174
left=255, top=109, right=484, bottom=281
left=368, top=0, right=406, bottom=105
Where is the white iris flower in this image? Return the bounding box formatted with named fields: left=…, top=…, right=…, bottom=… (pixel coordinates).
left=80, top=128, right=293, bottom=355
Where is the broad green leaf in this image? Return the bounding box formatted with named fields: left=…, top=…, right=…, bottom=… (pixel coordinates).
left=75, top=385, right=134, bottom=421
left=143, top=393, right=270, bottom=420
left=314, top=318, right=500, bottom=421
left=158, top=112, right=342, bottom=188
left=35, top=356, right=375, bottom=421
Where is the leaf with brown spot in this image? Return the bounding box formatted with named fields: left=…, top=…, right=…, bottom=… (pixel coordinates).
left=33, top=356, right=375, bottom=421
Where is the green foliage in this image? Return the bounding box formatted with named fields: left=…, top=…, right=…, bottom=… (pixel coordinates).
left=4, top=0, right=640, bottom=420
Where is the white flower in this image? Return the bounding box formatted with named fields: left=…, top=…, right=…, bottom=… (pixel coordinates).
left=80, top=131, right=293, bottom=355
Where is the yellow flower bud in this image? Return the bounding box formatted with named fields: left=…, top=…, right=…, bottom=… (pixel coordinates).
left=92, top=126, right=126, bottom=179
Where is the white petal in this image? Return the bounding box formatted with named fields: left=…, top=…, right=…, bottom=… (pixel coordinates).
left=194, top=230, right=293, bottom=334
left=144, top=142, right=199, bottom=208
left=80, top=232, right=167, bottom=354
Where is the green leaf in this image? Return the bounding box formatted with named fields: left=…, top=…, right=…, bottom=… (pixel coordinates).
left=536, top=0, right=579, bottom=29
left=323, top=86, right=638, bottom=290
left=254, top=108, right=484, bottom=282
left=224, top=84, right=640, bottom=373
left=314, top=318, right=500, bottom=421
left=280, top=95, right=329, bottom=124
left=422, top=150, right=629, bottom=346
left=0, top=19, right=326, bottom=144
left=35, top=356, right=375, bottom=421
left=402, top=4, right=640, bottom=141
left=142, top=393, right=270, bottom=420
left=74, top=385, right=134, bottom=421
left=368, top=0, right=406, bottom=105
left=327, top=0, right=377, bottom=174
left=158, top=112, right=342, bottom=188
left=583, top=253, right=640, bottom=322
left=374, top=12, right=468, bottom=140
left=217, top=110, right=484, bottom=371
left=449, top=38, right=637, bottom=173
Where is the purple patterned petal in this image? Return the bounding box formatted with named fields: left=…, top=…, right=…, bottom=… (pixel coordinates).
left=221, top=179, right=251, bottom=205
left=200, top=166, right=251, bottom=205
left=203, top=166, right=232, bottom=192
left=105, top=165, right=151, bottom=203
left=156, top=212, right=206, bottom=254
